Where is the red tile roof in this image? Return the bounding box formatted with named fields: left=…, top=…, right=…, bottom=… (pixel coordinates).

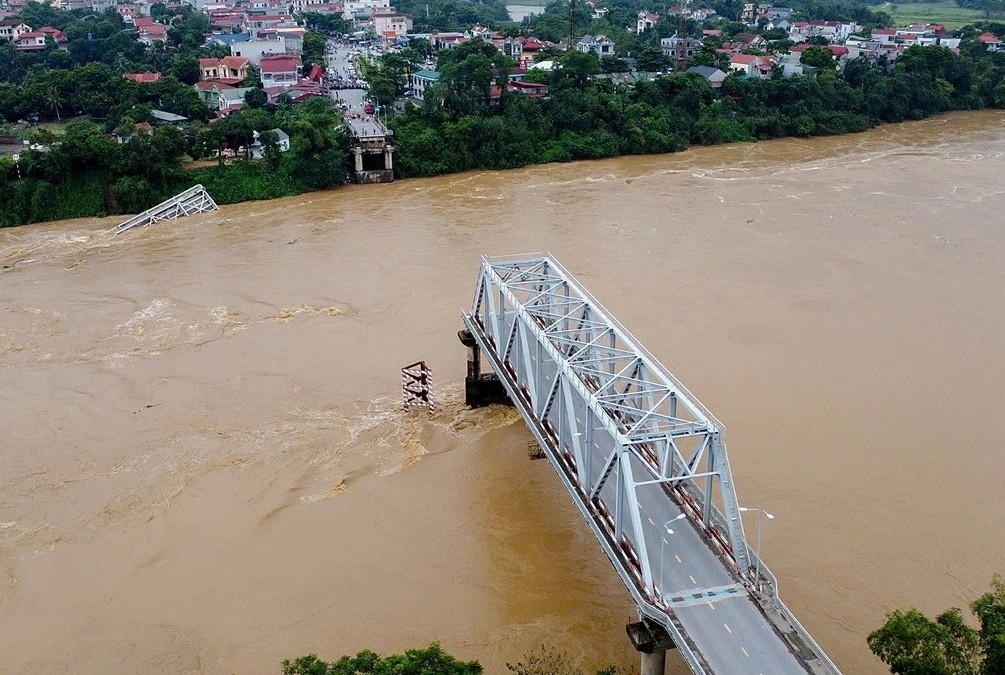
left=124, top=71, right=162, bottom=82
left=260, top=54, right=301, bottom=73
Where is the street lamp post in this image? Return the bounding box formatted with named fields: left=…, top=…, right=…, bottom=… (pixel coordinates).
left=738, top=507, right=774, bottom=588
left=658, top=513, right=687, bottom=598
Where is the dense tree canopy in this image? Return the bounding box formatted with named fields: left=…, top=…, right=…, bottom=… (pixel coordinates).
left=0, top=97, right=350, bottom=226
left=387, top=40, right=1005, bottom=181
left=868, top=576, right=1005, bottom=675
left=282, top=644, right=482, bottom=675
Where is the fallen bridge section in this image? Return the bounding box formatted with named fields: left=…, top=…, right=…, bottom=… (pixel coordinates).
left=461, top=254, right=841, bottom=675
left=110, top=184, right=219, bottom=234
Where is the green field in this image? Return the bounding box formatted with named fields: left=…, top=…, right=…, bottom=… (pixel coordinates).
left=36, top=116, right=90, bottom=136
left=870, top=0, right=987, bottom=29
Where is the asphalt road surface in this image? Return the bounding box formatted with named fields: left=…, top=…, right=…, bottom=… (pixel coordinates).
left=326, top=40, right=367, bottom=114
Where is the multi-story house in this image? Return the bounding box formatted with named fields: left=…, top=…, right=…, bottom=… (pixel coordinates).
left=259, top=53, right=301, bottom=87
left=0, top=19, right=31, bottom=40
left=199, top=56, right=253, bottom=84
left=577, top=34, right=615, bottom=56
left=373, top=9, right=411, bottom=41
left=637, top=11, right=658, bottom=34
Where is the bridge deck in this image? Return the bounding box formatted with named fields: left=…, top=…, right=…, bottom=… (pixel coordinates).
left=462, top=254, right=840, bottom=675
left=345, top=117, right=391, bottom=141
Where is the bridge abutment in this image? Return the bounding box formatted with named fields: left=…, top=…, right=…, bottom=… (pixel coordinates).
left=347, top=118, right=394, bottom=184
left=457, top=329, right=510, bottom=407
left=627, top=618, right=676, bottom=675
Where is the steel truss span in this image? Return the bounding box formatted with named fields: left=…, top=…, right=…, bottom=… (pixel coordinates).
left=461, top=254, right=841, bottom=675
left=110, top=184, right=219, bottom=234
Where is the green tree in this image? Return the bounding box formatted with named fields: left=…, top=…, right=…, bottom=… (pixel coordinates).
left=44, top=85, right=63, bottom=121
left=971, top=575, right=1005, bottom=673
left=868, top=576, right=1005, bottom=675
left=301, top=11, right=348, bottom=34
left=258, top=129, right=282, bottom=169
left=557, top=50, right=600, bottom=87
left=635, top=47, right=671, bottom=73
left=245, top=86, right=268, bottom=109
left=282, top=643, right=482, bottom=675
left=800, top=46, right=836, bottom=70
left=302, top=31, right=326, bottom=68
left=368, top=74, right=397, bottom=107
left=172, top=56, right=201, bottom=85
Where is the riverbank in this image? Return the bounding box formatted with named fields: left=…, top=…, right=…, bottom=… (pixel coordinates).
left=2, top=39, right=1002, bottom=231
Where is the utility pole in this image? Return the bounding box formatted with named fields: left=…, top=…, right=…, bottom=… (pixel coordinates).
left=675, top=0, right=692, bottom=71
left=568, top=0, right=575, bottom=51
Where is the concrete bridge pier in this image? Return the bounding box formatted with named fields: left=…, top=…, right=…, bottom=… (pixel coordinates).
left=641, top=651, right=666, bottom=675
left=457, top=329, right=510, bottom=407
left=627, top=618, right=677, bottom=675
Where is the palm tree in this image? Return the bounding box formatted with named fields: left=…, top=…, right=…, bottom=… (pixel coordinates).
left=45, top=86, right=63, bottom=122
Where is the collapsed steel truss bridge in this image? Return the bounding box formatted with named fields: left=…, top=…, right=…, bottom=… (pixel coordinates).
left=460, top=254, right=841, bottom=675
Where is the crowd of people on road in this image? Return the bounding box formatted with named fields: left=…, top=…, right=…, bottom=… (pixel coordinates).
left=325, top=37, right=369, bottom=90
left=323, top=35, right=386, bottom=122
left=326, top=73, right=368, bottom=90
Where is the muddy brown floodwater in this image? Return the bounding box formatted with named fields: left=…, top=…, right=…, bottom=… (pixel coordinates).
left=3, top=110, right=1005, bottom=675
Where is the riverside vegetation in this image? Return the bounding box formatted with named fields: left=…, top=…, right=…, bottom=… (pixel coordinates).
left=285, top=577, right=1005, bottom=674
left=5, top=0, right=1005, bottom=226
left=282, top=573, right=1005, bottom=675
left=281, top=643, right=624, bottom=675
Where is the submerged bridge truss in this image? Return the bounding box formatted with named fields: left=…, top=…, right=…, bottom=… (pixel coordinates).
left=110, top=184, right=218, bottom=235
left=460, top=254, right=841, bottom=675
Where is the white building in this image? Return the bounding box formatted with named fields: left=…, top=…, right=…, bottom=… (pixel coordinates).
left=576, top=34, right=615, bottom=56
left=342, top=0, right=389, bottom=20
left=637, top=11, right=658, bottom=34
left=0, top=20, right=32, bottom=41
left=252, top=128, right=290, bottom=156
left=410, top=68, right=439, bottom=100
left=372, top=9, right=412, bottom=41
left=230, top=37, right=289, bottom=65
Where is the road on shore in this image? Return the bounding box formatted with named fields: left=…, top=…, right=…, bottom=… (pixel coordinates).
left=326, top=39, right=367, bottom=115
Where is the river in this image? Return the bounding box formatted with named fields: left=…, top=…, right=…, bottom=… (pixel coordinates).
left=2, top=110, right=1004, bottom=674
left=506, top=4, right=545, bottom=21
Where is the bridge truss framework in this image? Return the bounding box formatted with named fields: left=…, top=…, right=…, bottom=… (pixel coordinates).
left=461, top=254, right=841, bottom=675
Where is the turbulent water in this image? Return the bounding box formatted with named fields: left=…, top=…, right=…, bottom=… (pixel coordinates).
left=3, top=110, right=1005, bottom=674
